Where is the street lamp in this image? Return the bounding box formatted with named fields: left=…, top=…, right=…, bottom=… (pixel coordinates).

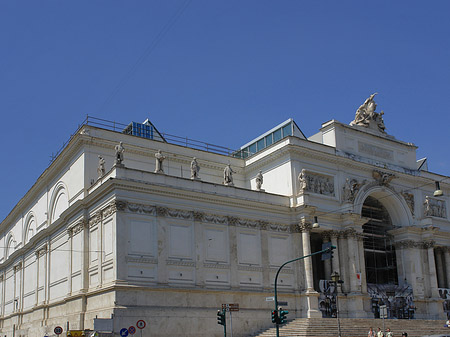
left=331, top=271, right=343, bottom=337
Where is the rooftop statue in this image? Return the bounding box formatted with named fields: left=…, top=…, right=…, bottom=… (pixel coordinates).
left=350, top=93, right=386, bottom=133
left=190, top=157, right=200, bottom=179
left=115, top=142, right=125, bottom=165
left=155, top=150, right=166, bottom=173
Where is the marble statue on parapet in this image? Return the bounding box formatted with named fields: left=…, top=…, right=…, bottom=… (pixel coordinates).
left=255, top=170, right=263, bottom=191
left=298, top=169, right=307, bottom=192
left=114, top=142, right=125, bottom=165
left=350, top=93, right=386, bottom=133
left=223, top=164, right=235, bottom=186
left=190, top=157, right=200, bottom=179
left=97, top=156, right=106, bottom=179
left=155, top=150, right=166, bottom=174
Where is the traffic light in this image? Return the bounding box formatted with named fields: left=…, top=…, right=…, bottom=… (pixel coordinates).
left=330, top=246, right=334, bottom=259
left=271, top=310, right=279, bottom=324
left=279, top=307, right=289, bottom=324
left=217, top=309, right=226, bottom=326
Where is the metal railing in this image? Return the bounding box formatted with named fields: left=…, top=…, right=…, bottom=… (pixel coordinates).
left=49, top=115, right=239, bottom=164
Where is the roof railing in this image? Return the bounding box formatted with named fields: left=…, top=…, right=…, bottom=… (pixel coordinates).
left=49, top=115, right=240, bottom=164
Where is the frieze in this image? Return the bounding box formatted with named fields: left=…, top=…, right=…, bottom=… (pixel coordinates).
left=166, top=260, right=196, bottom=267
left=268, top=224, right=290, bottom=233
left=68, top=220, right=86, bottom=237
left=422, top=240, right=436, bottom=249
left=204, top=214, right=227, bottom=224
left=89, top=211, right=102, bottom=228
left=193, top=211, right=205, bottom=222
left=402, top=192, right=415, bottom=215
left=115, top=200, right=127, bottom=211
left=424, top=196, right=447, bottom=218
left=321, top=231, right=332, bottom=240
left=36, top=245, right=48, bottom=257
left=298, top=169, right=335, bottom=196
left=227, top=216, right=239, bottom=226
left=289, top=224, right=301, bottom=233
left=167, top=209, right=193, bottom=220
left=237, top=265, right=263, bottom=272
left=269, top=267, right=294, bottom=274
left=203, top=263, right=231, bottom=269
left=156, top=206, right=168, bottom=217
left=125, top=256, right=158, bottom=264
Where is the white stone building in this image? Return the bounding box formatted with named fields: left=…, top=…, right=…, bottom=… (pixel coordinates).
left=1, top=96, right=449, bottom=337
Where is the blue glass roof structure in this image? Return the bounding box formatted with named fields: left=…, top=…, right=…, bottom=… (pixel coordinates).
left=233, top=118, right=306, bottom=159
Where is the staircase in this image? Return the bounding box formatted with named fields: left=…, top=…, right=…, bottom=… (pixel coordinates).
left=250, top=318, right=450, bottom=337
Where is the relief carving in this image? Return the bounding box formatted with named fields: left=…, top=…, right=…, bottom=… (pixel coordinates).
left=342, top=178, right=365, bottom=202
left=402, top=192, right=415, bottom=215
left=298, top=169, right=335, bottom=196
left=372, top=170, right=395, bottom=186
left=424, top=196, right=447, bottom=218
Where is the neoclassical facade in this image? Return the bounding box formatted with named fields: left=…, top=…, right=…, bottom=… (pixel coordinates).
left=0, top=97, right=449, bottom=336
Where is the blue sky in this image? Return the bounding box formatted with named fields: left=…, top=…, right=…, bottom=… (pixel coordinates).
left=1, top=1, right=449, bottom=222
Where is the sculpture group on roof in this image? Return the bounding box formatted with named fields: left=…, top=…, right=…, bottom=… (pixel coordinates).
left=351, top=93, right=386, bottom=133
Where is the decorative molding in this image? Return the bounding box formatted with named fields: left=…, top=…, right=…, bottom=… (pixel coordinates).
left=424, top=196, right=447, bottom=218
left=166, top=260, right=195, bottom=267
left=422, top=240, right=436, bottom=249
left=68, top=219, right=87, bottom=237
left=156, top=206, right=168, bottom=217
left=402, top=192, right=415, bottom=215
left=125, top=256, right=158, bottom=264
left=299, top=222, right=312, bottom=232
left=193, top=211, right=205, bottom=222
left=203, top=263, right=230, bottom=269
left=344, top=228, right=358, bottom=238
left=298, top=169, right=335, bottom=196
left=342, top=178, right=366, bottom=203
left=237, top=265, right=263, bottom=272
left=372, top=170, right=396, bottom=186
left=89, top=211, right=102, bottom=228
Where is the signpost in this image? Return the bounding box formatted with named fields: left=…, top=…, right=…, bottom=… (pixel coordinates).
left=221, top=304, right=239, bottom=337
left=128, top=326, right=136, bottom=335
left=136, top=319, right=146, bottom=337
left=54, top=326, right=63, bottom=335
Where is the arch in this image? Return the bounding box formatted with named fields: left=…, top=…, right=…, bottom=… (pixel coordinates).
left=24, top=211, right=37, bottom=244
left=6, top=233, right=16, bottom=259
left=354, top=184, right=413, bottom=227
left=49, top=182, right=69, bottom=224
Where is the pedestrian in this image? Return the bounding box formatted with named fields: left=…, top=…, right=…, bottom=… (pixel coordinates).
left=368, top=327, right=375, bottom=337
left=386, top=328, right=393, bottom=337
left=377, top=327, right=384, bottom=337
left=401, top=332, right=407, bottom=337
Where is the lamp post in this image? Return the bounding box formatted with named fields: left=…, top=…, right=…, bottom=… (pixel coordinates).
left=331, top=271, right=342, bottom=337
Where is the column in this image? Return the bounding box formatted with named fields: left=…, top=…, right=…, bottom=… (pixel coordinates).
left=444, top=247, right=450, bottom=289
left=357, top=234, right=368, bottom=293
left=0, top=273, right=4, bottom=317
left=346, top=229, right=360, bottom=293
left=67, top=227, right=73, bottom=296
left=301, top=223, right=314, bottom=292
left=322, top=232, right=332, bottom=281
left=435, top=247, right=445, bottom=288
left=330, top=231, right=342, bottom=293
left=35, top=251, right=40, bottom=306
left=425, top=241, right=439, bottom=298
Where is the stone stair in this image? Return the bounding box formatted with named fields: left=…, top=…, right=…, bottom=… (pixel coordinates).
left=250, top=318, right=450, bottom=337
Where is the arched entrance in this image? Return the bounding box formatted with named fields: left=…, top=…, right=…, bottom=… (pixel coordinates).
left=358, top=191, right=415, bottom=319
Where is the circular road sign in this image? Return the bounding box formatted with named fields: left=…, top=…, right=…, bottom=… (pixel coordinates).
left=136, top=320, right=146, bottom=329
left=54, top=326, right=63, bottom=335
left=120, top=328, right=129, bottom=337
left=128, top=326, right=136, bottom=335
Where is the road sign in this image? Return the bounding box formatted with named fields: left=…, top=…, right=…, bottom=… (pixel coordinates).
left=380, top=305, right=387, bottom=319
left=265, top=296, right=275, bottom=302
left=68, top=331, right=84, bottom=337
left=54, top=326, right=63, bottom=335
left=278, top=301, right=288, bottom=306
left=128, top=326, right=136, bottom=335
left=222, top=303, right=239, bottom=312
left=136, top=320, right=146, bottom=329
left=120, top=328, right=129, bottom=337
